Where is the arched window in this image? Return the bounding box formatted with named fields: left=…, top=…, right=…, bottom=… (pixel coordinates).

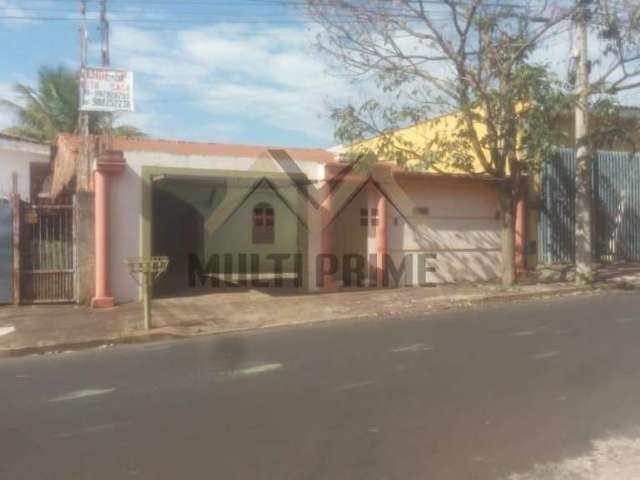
left=253, top=203, right=274, bottom=244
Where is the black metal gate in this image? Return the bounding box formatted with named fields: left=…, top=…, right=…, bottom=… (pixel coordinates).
left=539, top=149, right=640, bottom=264
left=0, top=198, right=12, bottom=304
left=21, top=204, right=76, bottom=303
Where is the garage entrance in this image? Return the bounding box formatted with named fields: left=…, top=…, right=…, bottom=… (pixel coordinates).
left=150, top=174, right=306, bottom=297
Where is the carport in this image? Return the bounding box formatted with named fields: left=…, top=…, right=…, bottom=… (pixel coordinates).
left=145, top=168, right=313, bottom=298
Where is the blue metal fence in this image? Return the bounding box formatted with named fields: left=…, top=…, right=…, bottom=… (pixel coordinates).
left=0, top=198, right=13, bottom=304
left=539, top=149, right=640, bottom=264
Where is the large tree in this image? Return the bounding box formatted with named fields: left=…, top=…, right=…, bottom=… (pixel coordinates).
left=307, top=0, right=578, bottom=287
left=1, top=65, right=144, bottom=143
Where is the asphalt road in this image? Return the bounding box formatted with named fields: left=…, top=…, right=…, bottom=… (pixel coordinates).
left=2, top=290, right=640, bottom=480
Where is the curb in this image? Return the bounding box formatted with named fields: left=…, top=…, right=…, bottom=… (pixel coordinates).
left=0, top=283, right=619, bottom=359
left=0, top=332, right=185, bottom=358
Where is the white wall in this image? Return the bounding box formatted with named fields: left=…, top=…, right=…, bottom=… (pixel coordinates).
left=0, top=141, right=49, bottom=201
left=110, top=151, right=325, bottom=302
left=385, top=177, right=502, bottom=285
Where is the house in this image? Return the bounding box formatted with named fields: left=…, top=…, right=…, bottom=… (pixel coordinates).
left=0, top=134, right=50, bottom=305
left=344, top=106, right=640, bottom=271
left=51, top=136, right=333, bottom=306
left=48, top=133, right=508, bottom=307
left=0, top=133, right=49, bottom=201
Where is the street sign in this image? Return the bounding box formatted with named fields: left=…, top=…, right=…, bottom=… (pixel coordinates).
left=79, top=67, right=134, bottom=112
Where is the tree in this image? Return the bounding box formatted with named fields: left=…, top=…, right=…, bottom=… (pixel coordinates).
left=0, top=65, right=144, bottom=144
left=307, top=0, right=576, bottom=286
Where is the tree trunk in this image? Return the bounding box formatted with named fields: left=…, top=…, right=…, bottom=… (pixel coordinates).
left=499, top=189, right=516, bottom=287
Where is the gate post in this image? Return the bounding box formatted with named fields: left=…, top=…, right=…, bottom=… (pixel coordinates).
left=11, top=173, right=20, bottom=305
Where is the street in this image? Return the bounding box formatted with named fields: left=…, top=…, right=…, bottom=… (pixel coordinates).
left=1, top=290, right=640, bottom=479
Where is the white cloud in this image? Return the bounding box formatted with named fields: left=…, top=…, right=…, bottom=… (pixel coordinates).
left=111, top=26, right=162, bottom=54
left=110, top=23, right=357, bottom=145
left=0, top=0, right=32, bottom=19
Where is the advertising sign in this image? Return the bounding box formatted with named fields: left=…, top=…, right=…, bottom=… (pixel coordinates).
left=80, top=67, right=134, bottom=112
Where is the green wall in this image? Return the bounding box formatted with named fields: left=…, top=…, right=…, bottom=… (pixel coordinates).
left=205, top=187, right=301, bottom=273
left=153, top=178, right=301, bottom=282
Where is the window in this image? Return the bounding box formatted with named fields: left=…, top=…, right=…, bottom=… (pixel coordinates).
left=360, top=208, right=379, bottom=227
left=253, top=203, right=274, bottom=244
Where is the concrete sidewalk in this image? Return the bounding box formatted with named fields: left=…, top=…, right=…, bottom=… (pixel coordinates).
left=2, top=274, right=629, bottom=357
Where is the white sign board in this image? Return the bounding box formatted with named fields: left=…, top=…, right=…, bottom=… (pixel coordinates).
left=80, top=67, right=134, bottom=112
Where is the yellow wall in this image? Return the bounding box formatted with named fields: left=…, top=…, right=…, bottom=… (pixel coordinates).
left=352, top=110, right=492, bottom=174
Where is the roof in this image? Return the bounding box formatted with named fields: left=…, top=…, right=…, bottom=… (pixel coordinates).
left=50, top=134, right=337, bottom=198
left=0, top=132, right=47, bottom=145
left=0, top=133, right=50, bottom=156
left=56, top=134, right=336, bottom=163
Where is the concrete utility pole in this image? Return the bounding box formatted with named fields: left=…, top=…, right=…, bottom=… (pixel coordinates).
left=100, top=0, right=110, bottom=67
left=100, top=0, right=113, bottom=149
left=78, top=0, right=91, bottom=191
left=574, top=0, right=593, bottom=285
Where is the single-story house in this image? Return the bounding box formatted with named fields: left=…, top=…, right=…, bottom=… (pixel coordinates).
left=0, top=134, right=50, bottom=304
left=50, top=134, right=505, bottom=306
left=0, top=133, right=49, bottom=202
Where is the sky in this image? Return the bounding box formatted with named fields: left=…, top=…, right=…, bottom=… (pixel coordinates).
left=0, top=0, right=360, bottom=148
left=0, top=1, right=627, bottom=149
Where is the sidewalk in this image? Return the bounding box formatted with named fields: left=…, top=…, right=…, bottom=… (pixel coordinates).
left=0, top=268, right=636, bottom=357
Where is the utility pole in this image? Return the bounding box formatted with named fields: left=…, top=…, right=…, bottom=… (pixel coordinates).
left=78, top=0, right=90, bottom=191
left=100, top=0, right=113, bottom=149
left=100, top=0, right=109, bottom=67
left=574, top=0, right=593, bottom=285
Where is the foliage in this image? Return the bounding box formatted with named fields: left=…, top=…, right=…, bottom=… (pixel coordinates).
left=308, top=0, right=578, bottom=182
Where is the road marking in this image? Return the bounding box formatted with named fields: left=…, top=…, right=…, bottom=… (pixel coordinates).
left=48, top=388, right=115, bottom=403
left=531, top=351, right=559, bottom=360
left=0, top=325, right=15, bottom=337
left=224, top=363, right=283, bottom=377
left=511, top=330, right=534, bottom=336
left=334, top=380, right=376, bottom=392
left=390, top=343, right=433, bottom=353
left=616, top=318, right=635, bottom=324
left=52, top=421, right=129, bottom=438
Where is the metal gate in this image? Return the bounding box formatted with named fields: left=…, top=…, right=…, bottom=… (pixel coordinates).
left=539, top=149, right=640, bottom=264
left=21, top=204, right=76, bottom=303
left=0, top=198, right=12, bottom=304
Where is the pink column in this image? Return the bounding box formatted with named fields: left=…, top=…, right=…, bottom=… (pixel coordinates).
left=375, top=188, right=387, bottom=287
left=320, top=165, right=336, bottom=289
left=91, top=151, right=125, bottom=308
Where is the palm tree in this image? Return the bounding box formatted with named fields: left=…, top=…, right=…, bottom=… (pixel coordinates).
left=0, top=65, right=145, bottom=143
